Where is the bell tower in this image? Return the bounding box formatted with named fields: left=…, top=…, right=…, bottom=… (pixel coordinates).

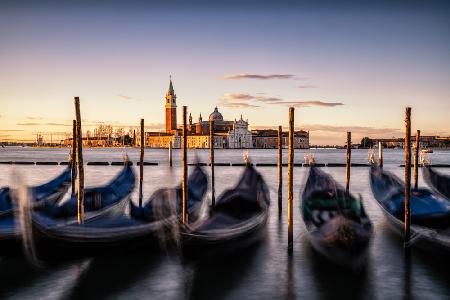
left=165, top=76, right=177, bottom=132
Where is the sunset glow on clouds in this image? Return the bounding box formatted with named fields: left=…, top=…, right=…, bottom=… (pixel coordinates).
left=1, top=1, right=449, bottom=145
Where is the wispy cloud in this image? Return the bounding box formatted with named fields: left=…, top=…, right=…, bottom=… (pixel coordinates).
left=26, top=116, right=44, bottom=120
left=0, top=129, right=24, bottom=132
left=117, top=94, right=134, bottom=101
left=223, top=73, right=295, bottom=80
left=219, top=93, right=343, bottom=108
left=303, top=124, right=401, bottom=135
left=280, top=101, right=344, bottom=108
left=297, top=85, right=317, bottom=89
left=17, top=122, right=70, bottom=126
left=218, top=98, right=260, bottom=108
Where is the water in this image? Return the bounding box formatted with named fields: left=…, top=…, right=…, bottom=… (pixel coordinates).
left=1, top=147, right=449, bottom=299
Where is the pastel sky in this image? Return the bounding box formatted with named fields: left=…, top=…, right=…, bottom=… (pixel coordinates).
left=1, top=1, right=450, bottom=145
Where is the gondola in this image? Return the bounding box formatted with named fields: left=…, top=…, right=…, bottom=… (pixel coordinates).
left=369, top=166, right=450, bottom=251
left=0, top=166, right=72, bottom=242
left=182, top=164, right=270, bottom=254
left=32, top=163, right=135, bottom=234
left=30, top=166, right=207, bottom=253
left=423, top=166, right=450, bottom=200
left=301, top=167, right=373, bottom=267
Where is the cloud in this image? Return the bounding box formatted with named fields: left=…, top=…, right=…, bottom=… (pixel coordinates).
left=219, top=93, right=342, bottom=108
left=297, top=85, right=317, bottom=89
left=280, top=101, right=344, bottom=108
left=218, top=98, right=260, bottom=108
left=223, top=73, right=295, bottom=80
left=17, top=122, right=70, bottom=126
left=303, top=124, right=401, bottom=135
left=0, top=129, right=24, bottom=132
left=117, top=94, right=134, bottom=101
left=26, top=116, right=43, bottom=120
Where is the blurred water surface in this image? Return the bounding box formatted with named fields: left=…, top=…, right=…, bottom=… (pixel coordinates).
left=0, top=147, right=449, bottom=299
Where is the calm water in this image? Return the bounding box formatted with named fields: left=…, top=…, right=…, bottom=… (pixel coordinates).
left=0, top=147, right=449, bottom=299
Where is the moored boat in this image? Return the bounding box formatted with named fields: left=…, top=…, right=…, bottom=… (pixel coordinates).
left=182, top=164, right=270, bottom=255
left=423, top=166, right=450, bottom=200
left=0, top=166, right=72, bottom=243
left=31, top=164, right=135, bottom=243
left=30, top=166, right=207, bottom=255
left=369, top=166, right=450, bottom=252
left=301, top=167, right=373, bottom=268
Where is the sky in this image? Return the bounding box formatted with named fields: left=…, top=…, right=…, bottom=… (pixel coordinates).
left=1, top=1, right=450, bottom=145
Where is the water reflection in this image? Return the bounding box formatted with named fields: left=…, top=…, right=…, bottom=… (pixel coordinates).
left=185, top=241, right=263, bottom=300
left=304, top=241, right=371, bottom=299
left=67, top=249, right=165, bottom=299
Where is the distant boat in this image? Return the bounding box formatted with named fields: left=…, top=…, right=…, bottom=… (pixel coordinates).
left=301, top=167, right=373, bottom=268
left=422, top=148, right=433, bottom=154
left=370, top=166, right=450, bottom=252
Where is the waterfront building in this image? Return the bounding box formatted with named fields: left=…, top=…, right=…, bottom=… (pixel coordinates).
left=146, top=78, right=253, bottom=149
left=251, top=129, right=309, bottom=149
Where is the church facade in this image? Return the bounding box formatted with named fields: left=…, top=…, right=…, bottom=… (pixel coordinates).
left=145, top=78, right=308, bottom=149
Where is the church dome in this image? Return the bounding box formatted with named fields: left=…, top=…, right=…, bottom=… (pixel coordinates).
left=209, top=107, right=223, bottom=121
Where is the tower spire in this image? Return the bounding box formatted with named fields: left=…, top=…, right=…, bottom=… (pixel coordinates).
left=167, top=76, right=175, bottom=97
left=165, top=76, right=177, bottom=132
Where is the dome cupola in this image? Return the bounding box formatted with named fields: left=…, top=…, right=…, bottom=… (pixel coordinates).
left=209, top=107, right=223, bottom=122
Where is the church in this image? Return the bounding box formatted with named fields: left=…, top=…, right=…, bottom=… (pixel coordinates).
left=145, top=78, right=253, bottom=149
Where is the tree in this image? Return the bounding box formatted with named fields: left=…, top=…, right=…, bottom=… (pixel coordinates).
left=360, top=137, right=373, bottom=148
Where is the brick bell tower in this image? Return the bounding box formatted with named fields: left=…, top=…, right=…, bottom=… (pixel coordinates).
left=165, top=76, right=177, bottom=132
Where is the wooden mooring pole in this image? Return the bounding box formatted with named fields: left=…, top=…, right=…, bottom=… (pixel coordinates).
left=139, top=119, right=144, bottom=208
left=378, top=141, right=383, bottom=168
left=210, top=119, right=215, bottom=206
left=278, top=125, right=282, bottom=215
left=74, top=97, right=84, bottom=224
left=287, top=108, right=294, bottom=253
left=414, top=129, right=420, bottom=190
left=182, top=106, right=188, bottom=225
left=345, top=132, right=351, bottom=195
left=169, top=141, right=173, bottom=167
left=71, top=120, right=77, bottom=196
left=404, top=107, right=412, bottom=248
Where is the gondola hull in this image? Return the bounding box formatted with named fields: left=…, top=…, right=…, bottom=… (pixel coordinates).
left=30, top=167, right=207, bottom=256
left=423, top=166, right=450, bottom=200
left=301, top=167, right=373, bottom=268
left=0, top=167, right=72, bottom=245
left=308, top=216, right=372, bottom=268
left=182, top=165, right=270, bottom=257
left=370, top=166, right=450, bottom=253
left=182, top=211, right=268, bottom=256
left=373, top=193, right=450, bottom=253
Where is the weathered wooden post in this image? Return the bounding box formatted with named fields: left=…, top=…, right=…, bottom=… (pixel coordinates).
left=288, top=107, right=294, bottom=253
left=210, top=119, right=215, bottom=206
left=345, top=132, right=351, bottom=195
left=169, top=141, right=173, bottom=167
left=182, top=106, right=188, bottom=225
left=74, top=97, right=84, bottom=224
left=139, top=119, right=144, bottom=208
left=71, top=120, right=77, bottom=196
left=404, top=107, right=412, bottom=247
left=378, top=141, right=383, bottom=168
left=278, top=125, right=283, bottom=215
left=414, top=129, right=420, bottom=190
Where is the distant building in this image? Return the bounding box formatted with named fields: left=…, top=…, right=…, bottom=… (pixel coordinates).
left=372, top=135, right=450, bottom=148
left=146, top=78, right=253, bottom=149
left=251, top=129, right=309, bottom=149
